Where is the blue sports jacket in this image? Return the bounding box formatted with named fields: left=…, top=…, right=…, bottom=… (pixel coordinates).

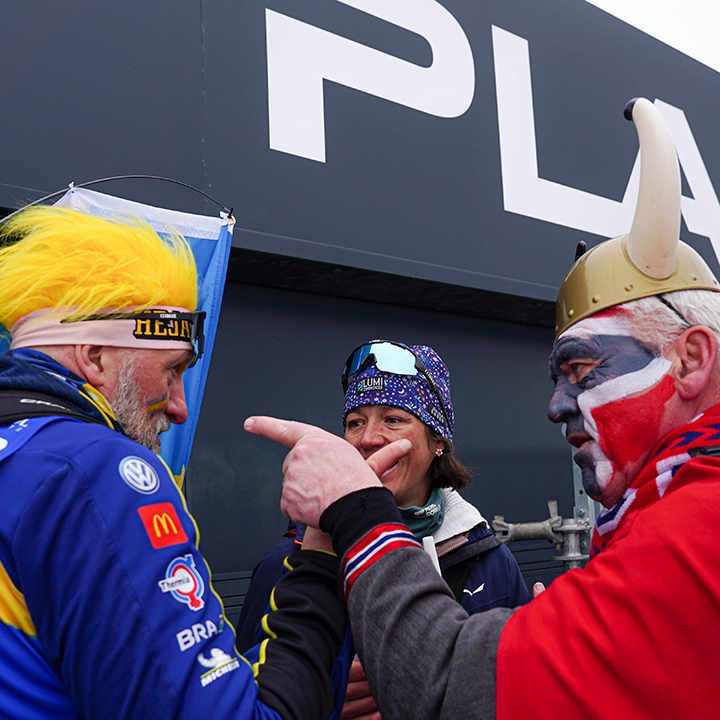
left=0, top=350, right=348, bottom=720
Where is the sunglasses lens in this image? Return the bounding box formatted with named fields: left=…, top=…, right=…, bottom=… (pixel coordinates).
left=345, top=345, right=374, bottom=377
left=370, top=343, right=417, bottom=376
left=345, top=342, right=418, bottom=383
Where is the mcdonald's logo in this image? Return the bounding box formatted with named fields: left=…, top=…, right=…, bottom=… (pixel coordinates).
left=138, top=503, right=189, bottom=549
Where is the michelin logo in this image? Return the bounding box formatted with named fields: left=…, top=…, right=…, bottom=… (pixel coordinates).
left=198, top=648, right=240, bottom=687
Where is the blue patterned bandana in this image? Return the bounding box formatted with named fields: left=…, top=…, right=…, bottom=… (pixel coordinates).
left=343, top=342, right=454, bottom=439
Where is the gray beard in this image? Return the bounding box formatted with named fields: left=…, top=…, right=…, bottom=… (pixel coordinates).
left=109, top=355, right=170, bottom=455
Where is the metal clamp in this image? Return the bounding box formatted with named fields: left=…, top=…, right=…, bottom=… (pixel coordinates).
left=492, top=500, right=593, bottom=572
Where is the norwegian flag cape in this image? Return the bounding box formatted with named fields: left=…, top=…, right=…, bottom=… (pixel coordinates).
left=590, top=402, right=720, bottom=558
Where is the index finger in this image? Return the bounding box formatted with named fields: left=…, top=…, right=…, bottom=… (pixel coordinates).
left=244, top=415, right=327, bottom=448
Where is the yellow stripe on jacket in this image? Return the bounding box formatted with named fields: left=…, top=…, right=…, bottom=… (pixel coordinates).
left=0, top=560, right=37, bottom=636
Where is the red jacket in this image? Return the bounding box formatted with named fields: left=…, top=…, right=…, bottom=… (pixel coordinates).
left=497, top=455, right=720, bottom=719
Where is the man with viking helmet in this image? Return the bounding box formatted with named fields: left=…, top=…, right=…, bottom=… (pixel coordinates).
left=0, top=207, right=348, bottom=720
left=247, top=98, right=720, bottom=718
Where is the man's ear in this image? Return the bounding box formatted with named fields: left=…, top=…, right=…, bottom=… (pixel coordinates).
left=673, top=326, right=718, bottom=401
left=74, top=345, right=111, bottom=388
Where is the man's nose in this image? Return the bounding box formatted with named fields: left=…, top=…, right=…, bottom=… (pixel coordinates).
left=166, top=380, right=188, bottom=425
left=547, top=382, right=578, bottom=424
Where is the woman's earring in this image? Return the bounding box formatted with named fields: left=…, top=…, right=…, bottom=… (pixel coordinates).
left=435, top=448, right=444, bottom=457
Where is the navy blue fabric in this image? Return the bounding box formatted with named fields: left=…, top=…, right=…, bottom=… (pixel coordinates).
left=236, top=535, right=300, bottom=653
left=236, top=519, right=530, bottom=713
left=439, top=524, right=531, bottom=613
left=238, top=522, right=529, bottom=651
left=0, top=349, right=121, bottom=429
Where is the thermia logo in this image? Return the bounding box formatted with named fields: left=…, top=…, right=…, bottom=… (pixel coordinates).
left=357, top=377, right=385, bottom=393
left=159, top=554, right=205, bottom=611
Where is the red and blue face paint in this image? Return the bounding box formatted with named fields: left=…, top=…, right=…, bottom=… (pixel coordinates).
left=548, top=310, right=677, bottom=507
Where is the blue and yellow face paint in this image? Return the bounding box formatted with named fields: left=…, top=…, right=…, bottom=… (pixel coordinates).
left=146, top=395, right=169, bottom=418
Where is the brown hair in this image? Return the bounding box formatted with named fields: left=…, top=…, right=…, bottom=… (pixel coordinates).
left=425, top=426, right=472, bottom=491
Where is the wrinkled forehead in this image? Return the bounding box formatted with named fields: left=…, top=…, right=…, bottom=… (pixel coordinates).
left=549, top=310, right=655, bottom=374
left=558, top=308, right=635, bottom=341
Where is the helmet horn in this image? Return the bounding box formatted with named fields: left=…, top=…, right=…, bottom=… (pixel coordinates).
left=624, top=98, right=681, bottom=280
left=554, top=98, right=719, bottom=340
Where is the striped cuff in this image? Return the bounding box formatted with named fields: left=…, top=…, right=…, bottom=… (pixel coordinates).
left=342, top=523, right=421, bottom=601
left=319, top=487, right=420, bottom=603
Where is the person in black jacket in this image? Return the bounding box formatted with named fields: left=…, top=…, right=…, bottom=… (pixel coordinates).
left=237, top=340, right=529, bottom=719
left=234, top=521, right=303, bottom=652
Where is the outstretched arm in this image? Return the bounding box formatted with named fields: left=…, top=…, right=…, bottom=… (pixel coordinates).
left=321, top=488, right=513, bottom=720
left=243, top=416, right=411, bottom=527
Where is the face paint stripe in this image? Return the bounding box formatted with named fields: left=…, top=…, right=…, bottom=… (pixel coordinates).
left=578, top=357, right=672, bottom=436
left=590, top=373, right=676, bottom=470
left=550, top=316, right=679, bottom=507
left=146, top=397, right=169, bottom=416
left=559, top=315, right=634, bottom=340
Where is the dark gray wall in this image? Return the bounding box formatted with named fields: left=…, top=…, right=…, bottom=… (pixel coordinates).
left=190, top=281, right=570, bottom=574
left=1, top=0, right=207, bottom=214
left=202, top=0, right=720, bottom=297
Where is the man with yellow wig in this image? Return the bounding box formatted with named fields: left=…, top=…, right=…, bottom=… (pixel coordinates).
left=246, top=98, right=720, bottom=719
left=0, top=207, right=348, bottom=719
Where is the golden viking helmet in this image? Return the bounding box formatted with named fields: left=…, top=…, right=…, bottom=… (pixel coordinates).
left=555, top=97, right=720, bottom=339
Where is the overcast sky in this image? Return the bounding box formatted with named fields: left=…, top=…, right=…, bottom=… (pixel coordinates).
left=584, top=0, right=720, bottom=74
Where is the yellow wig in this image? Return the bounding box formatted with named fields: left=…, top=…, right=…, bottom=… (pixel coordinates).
left=0, top=206, right=197, bottom=330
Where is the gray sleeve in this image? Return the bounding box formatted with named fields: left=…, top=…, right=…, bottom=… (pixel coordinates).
left=348, top=546, right=515, bottom=720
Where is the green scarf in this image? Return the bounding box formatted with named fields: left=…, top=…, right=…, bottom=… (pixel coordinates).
left=398, top=487, right=445, bottom=540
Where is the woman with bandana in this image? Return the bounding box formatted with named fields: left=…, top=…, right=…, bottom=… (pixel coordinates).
left=237, top=340, right=529, bottom=720
left=339, top=340, right=529, bottom=614
left=339, top=340, right=529, bottom=718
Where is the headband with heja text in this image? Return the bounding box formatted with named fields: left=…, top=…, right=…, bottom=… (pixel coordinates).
left=10, top=306, right=203, bottom=358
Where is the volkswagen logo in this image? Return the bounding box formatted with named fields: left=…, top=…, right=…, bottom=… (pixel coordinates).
left=119, top=456, right=160, bottom=494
